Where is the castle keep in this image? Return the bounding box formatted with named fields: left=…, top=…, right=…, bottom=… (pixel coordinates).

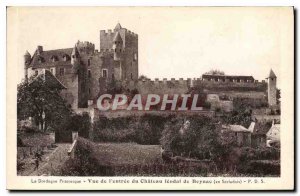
left=24, top=23, right=138, bottom=110
left=23, top=23, right=277, bottom=111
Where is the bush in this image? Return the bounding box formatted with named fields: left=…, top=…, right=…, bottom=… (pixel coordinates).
left=93, top=114, right=176, bottom=144
left=67, top=113, right=91, bottom=138
left=160, top=116, right=220, bottom=159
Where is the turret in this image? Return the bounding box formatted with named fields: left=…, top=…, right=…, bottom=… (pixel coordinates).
left=113, top=32, right=123, bottom=61
left=267, top=69, right=277, bottom=106
left=24, top=51, right=31, bottom=81
left=114, top=22, right=122, bottom=31
left=71, top=46, right=80, bottom=73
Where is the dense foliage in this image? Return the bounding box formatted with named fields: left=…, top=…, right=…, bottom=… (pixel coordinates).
left=17, top=76, right=72, bottom=132
left=68, top=112, right=91, bottom=138
left=93, top=114, right=171, bottom=144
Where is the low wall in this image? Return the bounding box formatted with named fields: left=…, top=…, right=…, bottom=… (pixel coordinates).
left=94, top=109, right=215, bottom=119
left=68, top=138, right=78, bottom=159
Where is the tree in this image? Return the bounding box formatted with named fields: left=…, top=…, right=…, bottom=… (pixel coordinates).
left=220, top=98, right=253, bottom=128
left=68, top=112, right=91, bottom=138
left=205, top=69, right=225, bottom=75
left=160, top=116, right=220, bottom=159
left=17, top=74, right=72, bottom=132
left=276, top=88, right=281, bottom=104
left=106, top=79, right=124, bottom=95
left=138, top=75, right=149, bottom=80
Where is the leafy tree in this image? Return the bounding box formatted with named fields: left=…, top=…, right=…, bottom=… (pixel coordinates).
left=68, top=112, right=91, bottom=138
left=220, top=98, right=253, bottom=128
left=276, top=88, right=281, bottom=104
left=138, top=75, right=149, bottom=80
left=205, top=69, right=225, bottom=75
left=160, top=116, right=220, bottom=158
left=17, top=75, right=72, bottom=132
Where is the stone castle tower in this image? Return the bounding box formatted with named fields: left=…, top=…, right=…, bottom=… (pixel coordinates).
left=267, top=69, right=277, bottom=106
left=23, top=50, right=31, bottom=82
left=23, top=23, right=138, bottom=110
left=100, top=23, right=138, bottom=81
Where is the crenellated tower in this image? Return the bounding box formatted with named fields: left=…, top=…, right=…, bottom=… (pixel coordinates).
left=100, top=23, right=139, bottom=81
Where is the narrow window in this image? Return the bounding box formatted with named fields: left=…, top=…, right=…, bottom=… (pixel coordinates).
left=88, top=69, right=91, bottom=78
left=134, top=53, right=137, bottom=61
left=102, top=69, right=107, bottom=78
left=89, top=88, right=91, bottom=94
left=59, top=68, right=64, bottom=76
left=88, top=59, right=91, bottom=66
left=35, top=70, right=38, bottom=76
left=112, top=73, right=115, bottom=80
left=131, top=73, right=133, bottom=80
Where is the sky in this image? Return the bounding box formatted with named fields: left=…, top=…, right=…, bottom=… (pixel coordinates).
left=12, top=7, right=292, bottom=87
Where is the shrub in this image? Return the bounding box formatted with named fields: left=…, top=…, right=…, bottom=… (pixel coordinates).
left=68, top=113, right=91, bottom=138
left=93, top=114, right=176, bottom=144
left=160, top=116, right=220, bottom=159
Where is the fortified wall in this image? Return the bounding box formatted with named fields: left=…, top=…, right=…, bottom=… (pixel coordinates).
left=120, top=77, right=268, bottom=98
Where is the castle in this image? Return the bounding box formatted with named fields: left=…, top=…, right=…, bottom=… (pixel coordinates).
left=24, top=23, right=138, bottom=110
left=23, top=23, right=278, bottom=112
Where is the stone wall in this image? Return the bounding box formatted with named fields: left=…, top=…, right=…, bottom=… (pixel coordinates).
left=93, top=109, right=215, bottom=119
left=119, top=78, right=268, bottom=97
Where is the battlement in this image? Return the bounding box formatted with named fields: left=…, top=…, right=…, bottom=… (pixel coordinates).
left=136, top=77, right=266, bottom=84
left=101, top=28, right=137, bottom=37
left=119, top=77, right=268, bottom=95
left=126, top=30, right=138, bottom=37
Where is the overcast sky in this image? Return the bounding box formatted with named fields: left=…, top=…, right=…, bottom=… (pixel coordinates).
left=13, top=7, right=292, bottom=87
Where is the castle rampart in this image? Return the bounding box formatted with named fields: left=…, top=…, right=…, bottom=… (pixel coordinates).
left=119, top=77, right=267, bottom=96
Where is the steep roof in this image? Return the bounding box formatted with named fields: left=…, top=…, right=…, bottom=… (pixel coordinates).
left=269, top=69, right=277, bottom=78
left=267, top=124, right=280, bottom=141
left=30, top=70, right=66, bottom=90
left=114, top=23, right=122, bottom=30
left=29, top=48, right=73, bottom=68
left=24, top=50, right=31, bottom=56
left=222, top=124, right=250, bottom=132
left=113, top=32, right=123, bottom=42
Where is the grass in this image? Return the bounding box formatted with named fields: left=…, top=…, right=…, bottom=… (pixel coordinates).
left=61, top=138, right=212, bottom=176
left=93, top=143, right=162, bottom=166
left=78, top=138, right=162, bottom=166
left=18, top=131, right=55, bottom=147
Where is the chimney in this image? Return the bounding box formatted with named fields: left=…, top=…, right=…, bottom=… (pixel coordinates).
left=37, top=45, right=43, bottom=55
